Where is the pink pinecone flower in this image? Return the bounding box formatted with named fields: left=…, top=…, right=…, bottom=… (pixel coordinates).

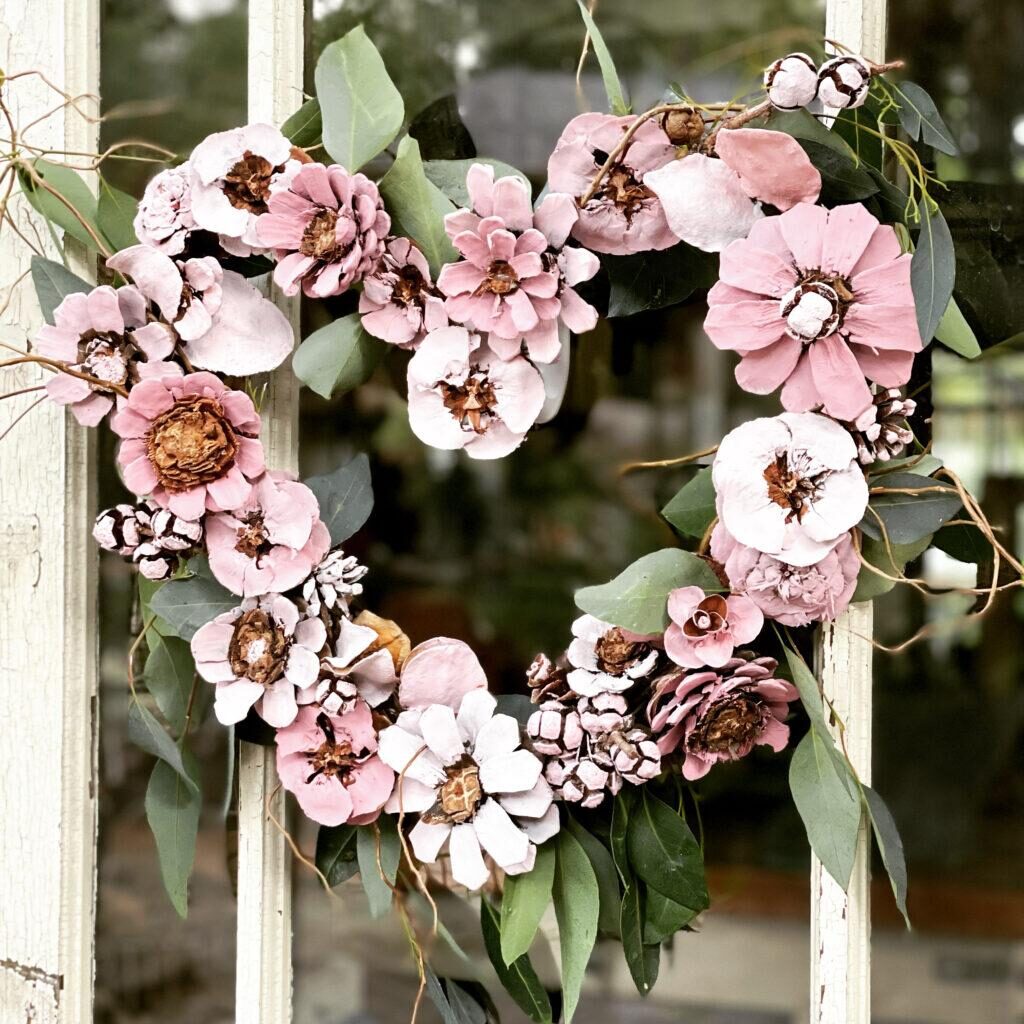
left=546, top=113, right=678, bottom=255
left=276, top=702, right=395, bottom=827
left=192, top=594, right=327, bottom=728
left=647, top=656, right=799, bottom=779
left=110, top=370, right=265, bottom=520
left=704, top=202, right=922, bottom=420
left=134, top=163, right=195, bottom=255
left=664, top=586, right=764, bottom=669
left=406, top=326, right=546, bottom=460
left=256, top=162, right=390, bottom=299
left=205, top=474, right=330, bottom=597
left=33, top=284, right=177, bottom=427
left=358, top=237, right=448, bottom=348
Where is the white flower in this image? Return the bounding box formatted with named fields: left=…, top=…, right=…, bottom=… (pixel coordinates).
left=712, top=412, right=869, bottom=567
left=566, top=614, right=660, bottom=696
left=378, top=690, right=560, bottom=890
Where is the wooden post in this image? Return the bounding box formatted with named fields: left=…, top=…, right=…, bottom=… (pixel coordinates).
left=0, top=1, right=100, bottom=1021
left=234, top=3, right=304, bottom=1022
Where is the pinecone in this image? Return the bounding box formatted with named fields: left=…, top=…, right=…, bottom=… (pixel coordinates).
left=598, top=728, right=662, bottom=785
left=577, top=691, right=630, bottom=738
left=302, top=549, right=368, bottom=619
left=846, top=388, right=917, bottom=465
left=149, top=508, right=203, bottom=552
left=314, top=658, right=360, bottom=715
left=526, top=700, right=584, bottom=757
left=132, top=543, right=178, bottom=581
left=545, top=754, right=622, bottom=809
left=93, top=500, right=157, bottom=556
left=526, top=652, right=572, bottom=704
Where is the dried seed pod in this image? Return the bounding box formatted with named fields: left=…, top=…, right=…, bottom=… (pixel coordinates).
left=92, top=500, right=155, bottom=556
left=816, top=55, right=872, bottom=110
left=132, top=542, right=178, bottom=581
left=764, top=52, right=818, bottom=110
left=661, top=107, right=705, bottom=148
left=149, top=507, right=204, bottom=553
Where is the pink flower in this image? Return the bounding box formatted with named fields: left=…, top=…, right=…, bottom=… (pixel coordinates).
left=711, top=523, right=859, bottom=627
left=547, top=113, right=678, bottom=255
left=192, top=594, right=327, bottom=728
left=406, top=326, right=546, bottom=460
left=358, top=237, right=448, bottom=347
left=106, top=245, right=294, bottom=375
left=205, top=475, right=330, bottom=597
left=397, top=637, right=488, bottom=711
left=276, top=702, right=395, bottom=827
left=645, top=128, right=822, bottom=252
left=110, top=370, right=265, bottom=520
left=647, top=655, right=798, bottom=778
left=33, top=285, right=176, bottom=426
left=256, top=162, right=389, bottom=298
left=135, top=164, right=194, bottom=255
left=189, top=123, right=303, bottom=256
left=664, top=587, right=764, bottom=669
left=704, top=202, right=922, bottom=420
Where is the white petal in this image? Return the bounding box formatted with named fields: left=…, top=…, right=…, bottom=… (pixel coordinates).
left=384, top=777, right=438, bottom=814
left=456, top=689, right=498, bottom=743
left=535, top=326, right=570, bottom=425
left=419, top=704, right=467, bottom=766
left=449, top=823, right=490, bottom=891
left=334, top=617, right=378, bottom=664
left=377, top=725, right=447, bottom=788
left=473, top=712, right=521, bottom=763
left=519, top=804, right=561, bottom=844
left=284, top=644, right=319, bottom=687
left=498, top=777, right=554, bottom=819
left=409, top=819, right=451, bottom=863
left=479, top=750, right=542, bottom=795
left=473, top=799, right=530, bottom=869
left=351, top=649, right=398, bottom=708
left=503, top=844, right=537, bottom=877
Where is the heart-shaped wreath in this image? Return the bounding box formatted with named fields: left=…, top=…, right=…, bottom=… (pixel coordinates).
left=2, top=8, right=1014, bottom=1021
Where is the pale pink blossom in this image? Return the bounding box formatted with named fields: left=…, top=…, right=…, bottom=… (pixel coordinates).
left=191, top=594, right=328, bottom=728
left=397, top=637, right=488, bottom=711
left=33, top=284, right=176, bottom=426
left=276, top=702, right=395, bottom=827
left=704, top=202, right=922, bottom=420
left=256, top=162, right=389, bottom=298
left=664, top=586, right=764, bottom=669
left=110, top=370, right=265, bottom=520
left=566, top=614, right=662, bottom=697
left=712, top=412, right=868, bottom=567
left=406, top=326, right=545, bottom=460
left=205, top=475, right=330, bottom=597
left=135, top=164, right=195, bottom=255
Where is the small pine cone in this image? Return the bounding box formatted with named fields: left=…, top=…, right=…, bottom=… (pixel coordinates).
left=545, top=754, right=621, bottom=809
left=661, top=107, right=705, bottom=148
left=132, top=542, right=177, bottom=581
left=578, top=691, right=630, bottom=739
left=526, top=652, right=571, bottom=704
left=764, top=52, right=818, bottom=110
left=302, top=549, right=368, bottom=619
left=93, top=500, right=155, bottom=556
left=846, top=388, right=917, bottom=465
left=603, top=728, right=662, bottom=785
left=149, top=507, right=204, bottom=553
left=314, top=657, right=360, bottom=715
left=817, top=54, right=872, bottom=110
left=526, top=700, right=584, bottom=757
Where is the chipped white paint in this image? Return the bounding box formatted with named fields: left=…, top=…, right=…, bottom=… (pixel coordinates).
left=235, top=2, right=304, bottom=1022
left=0, top=1, right=100, bottom=1021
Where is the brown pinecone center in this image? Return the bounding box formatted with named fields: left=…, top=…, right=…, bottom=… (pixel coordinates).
left=435, top=758, right=483, bottom=824
left=235, top=512, right=270, bottom=559
left=299, top=209, right=342, bottom=260
left=394, top=263, right=429, bottom=305
left=147, top=394, right=238, bottom=492
left=228, top=609, right=289, bottom=686
left=480, top=259, right=518, bottom=296
left=599, top=165, right=654, bottom=221
left=223, top=152, right=277, bottom=213
left=691, top=693, right=766, bottom=754
left=762, top=452, right=824, bottom=523
left=596, top=628, right=649, bottom=676
left=440, top=372, right=497, bottom=434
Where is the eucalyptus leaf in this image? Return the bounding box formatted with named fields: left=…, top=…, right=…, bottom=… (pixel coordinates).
left=782, top=645, right=826, bottom=732
left=480, top=896, right=553, bottom=1024
left=408, top=94, right=477, bottom=160
left=501, top=840, right=556, bottom=965
left=911, top=204, right=956, bottom=344
left=356, top=818, right=401, bottom=918
left=143, top=634, right=195, bottom=734
left=282, top=97, right=322, bottom=148
left=575, top=548, right=723, bottom=635
left=553, top=829, right=600, bottom=1024
left=863, top=785, right=911, bottom=928
left=620, top=883, right=660, bottom=995
left=304, top=452, right=374, bottom=546
left=315, top=25, right=404, bottom=171
left=931, top=521, right=991, bottom=565
left=315, top=824, right=360, bottom=886
left=424, top=158, right=529, bottom=208
left=895, top=82, right=958, bottom=156
left=576, top=0, right=630, bottom=115
left=18, top=158, right=105, bottom=251
left=760, top=108, right=859, bottom=159
left=609, top=785, right=634, bottom=882
left=604, top=242, right=717, bottom=317
left=128, top=701, right=199, bottom=792
left=661, top=467, right=716, bottom=539
left=145, top=752, right=201, bottom=918
left=292, top=313, right=383, bottom=399
left=148, top=573, right=237, bottom=641
left=798, top=139, right=878, bottom=204
left=565, top=815, right=621, bottom=938
left=934, top=293, right=982, bottom=359
left=859, top=471, right=961, bottom=544
left=97, top=178, right=140, bottom=252
left=30, top=255, right=91, bottom=323
left=643, top=889, right=697, bottom=945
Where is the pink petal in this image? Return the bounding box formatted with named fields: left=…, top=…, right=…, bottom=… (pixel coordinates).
left=778, top=203, right=829, bottom=271
left=399, top=638, right=487, bottom=710
left=704, top=298, right=787, bottom=352
left=808, top=335, right=873, bottom=419
left=718, top=241, right=799, bottom=298
left=734, top=336, right=802, bottom=394
left=821, top=204, right=882, bottom=278
left=715, top=128, right=821, bottom=211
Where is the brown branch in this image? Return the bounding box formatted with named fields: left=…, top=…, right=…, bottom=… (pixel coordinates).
left=0, top=354, right=129, bottom=397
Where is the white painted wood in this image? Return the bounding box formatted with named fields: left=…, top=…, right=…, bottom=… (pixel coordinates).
left=0, top=2, right=100, bottom=1021
left=235, top=3, right=304, bottom=1022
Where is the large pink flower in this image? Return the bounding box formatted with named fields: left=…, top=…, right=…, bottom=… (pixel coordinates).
left=135, top=164, right=194, bottom=255
left=711, top=523, right=859, bottom=627
left=276, top=702, right=395, bottom=827
left=33, top=285, right=176, bottom=426
left=256, top=162, right=389, bottom=298
left=192, top=594, right=327, bottom=728
left=110, top=370, right=265, bottom=519
left=397, top=637, right=488, bottom=711
left=406, top=326, right=546, bottom=460
left=205, top=475, right=330, bottom=597
left=358, top=237, right=448, bottom=348
left=664, top=586, right=764, bottom=669
left=547, top=113, right=678, bottom=255
left=704, top=202, right=922, bottom=420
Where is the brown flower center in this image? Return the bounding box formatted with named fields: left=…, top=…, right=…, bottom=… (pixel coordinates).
left=393, top=263, right=429, bottom=306
left=222, top=152, right=277, bottom=214
left=595, top=628, right=651, bottom=676
left=440, top=372, right=497, bottom=434
left=235, top=512, right=270, bottom=560
left=299, top=209, right=342, bottom=260
left=305, top=713, right=363, bottom=785
left=423, top=757, right=483, bottom=825
left=598, top=165, right=653, bottom=222
left=79, top=331, right=131, bottom=389
left=689, top=692, right=766, bottom=754
left=478, top=259, right=518, bottom=296
left=762, top=452, right=824, bottom=523
left=228, top=609, right=289, bottom=686
left=146, top=394, right=238, bottom=493
left=682, top=595, right=729, bottom=637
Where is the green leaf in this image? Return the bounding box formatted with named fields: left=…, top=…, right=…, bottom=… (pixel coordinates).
left=853, top=532, right=934, bottom=601
left=863, top=786, right=910, bottom=928
left=127, top=701, right=199, bottom=792
left=894, top=82, right=958, bottom=156
left=501, top=840, right=556, bottom=965
left=145, top=752, right=201, bottom=918
left=934, top=293, right=982, bottom=358
left=30, top=255, right=91, bottom=323
left=143, top=634, right=195, bottom=734
left=18, top=158, right=105, bottom=251
left=798, top=140, right=878, bottom=204
left=761, top=108, right=861, bottom=159
left=609, top=785, right=634, bottom=882
left=859, top=471, right=961, bottom=544
left=315, top=824, right=360, bottom=886
left=604, top=243, right=717, bottom=317
left=315, top=25, right=404, bottom=171
left=356, top=818, right=400, bottom=918
left=425, top=967, right=490, bottom=1024
left=423, top=158, right=529, bottom=208
left=620, top=883, right=660, bottom=995
left=148, top=573, right=237, bottom=641
left=661, top=467, right=716, bottom=539
left=575, top=548, right=723, bottom=635
left=408, top=94, right=477, bottom=161
left=480, top=895, right=553, bottom=1024
left=911, top=204, right=956, bottom=344
left=789, top=727, right=862, bottom=889
left=304, top=451, right=374, bottom=546
left=931, top=521, right=991, bottom=565
left=782, top=645, right=827, bottom=732
left=378, top=135, right=457, bottom=276
left=626, top=789, right=709, bottom=910
left=576, top=0, right=629, bottom=115
left=97, top=178, right=139, bottom=252
left=292, top=313, right=382, bottom=399
left=565, top=815, right=621, bottom=938
left=643, top=889, right=697, bottom=944
left=552, top=829, right=600, bottom=1024
left=282, top=97, right=322, bottom=148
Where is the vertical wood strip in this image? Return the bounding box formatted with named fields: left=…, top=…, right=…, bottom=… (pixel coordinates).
left=0, top=1, right=100, bottom=1022
left=235, top=3, right=304, bottom=1022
